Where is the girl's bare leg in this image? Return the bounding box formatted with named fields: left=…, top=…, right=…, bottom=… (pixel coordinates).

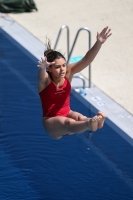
left=43, top=114, right=103, bottom=139
left=43, top=116, right=88, bottom=139
left=67, top=110, right=106, bottom=129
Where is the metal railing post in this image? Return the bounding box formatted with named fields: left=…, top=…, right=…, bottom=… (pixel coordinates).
left=54, top=25, right=70, bottom=61
left=67, top=27, right=91, bottom=88
left=54, top=25, right=91, bottom=88
left=73, top=75, right=86, bottom=89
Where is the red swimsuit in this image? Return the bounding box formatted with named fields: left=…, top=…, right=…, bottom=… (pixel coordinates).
left=39, top=78, right=71, bottom=117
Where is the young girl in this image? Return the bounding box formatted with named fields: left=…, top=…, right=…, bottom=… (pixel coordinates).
left=38, top=26, right=112, bottom=139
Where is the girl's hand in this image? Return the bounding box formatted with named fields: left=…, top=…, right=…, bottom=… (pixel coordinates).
left=97, top=26, right=112, bottom=44
left=37, top=56, right=55, bottom=69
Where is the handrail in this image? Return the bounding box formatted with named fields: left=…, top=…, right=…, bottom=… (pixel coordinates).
left=54, top=25, right=91, bottom=88
left=67, top=27, right=91, bottom=88
left=73, top=75, right=86, bottom=89
left=53, top=25, right=70, bottom=61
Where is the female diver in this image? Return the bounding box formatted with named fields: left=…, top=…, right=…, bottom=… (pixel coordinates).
left=38, top=26, right=112, bottom=139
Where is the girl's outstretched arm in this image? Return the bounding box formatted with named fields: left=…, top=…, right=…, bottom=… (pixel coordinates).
left=68, top=26, right=112, bottom=75
left=37, top=57, right=55, bottom=92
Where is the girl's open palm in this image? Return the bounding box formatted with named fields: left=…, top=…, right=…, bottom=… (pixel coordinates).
left=97, top=27, right=112, bottom=44
left=37, top=57, right=55, bottom=69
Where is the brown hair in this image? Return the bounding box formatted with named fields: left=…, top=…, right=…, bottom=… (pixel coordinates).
left=44, top=38, right=66, bottom=62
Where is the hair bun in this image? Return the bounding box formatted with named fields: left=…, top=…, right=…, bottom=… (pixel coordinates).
left=43, top=38, right=66, bottom=62
left=44, top=49, right=54, bottom=57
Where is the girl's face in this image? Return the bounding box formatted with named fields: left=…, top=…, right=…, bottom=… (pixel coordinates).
left=48, top=58, right=66, bottom=79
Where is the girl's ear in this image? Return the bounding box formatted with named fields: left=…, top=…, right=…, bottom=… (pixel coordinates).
left=48, top=66, right=51, bottom=72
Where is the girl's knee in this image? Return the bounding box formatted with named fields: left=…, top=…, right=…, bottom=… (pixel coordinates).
left=64, top=118, right=72, bottom=127
left=64, top=118, right=75, bottom=131
left=78, top=115, right=88, bottom=121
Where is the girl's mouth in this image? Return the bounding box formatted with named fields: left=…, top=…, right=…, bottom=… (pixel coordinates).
left=60, top=72, right=65, bottom=75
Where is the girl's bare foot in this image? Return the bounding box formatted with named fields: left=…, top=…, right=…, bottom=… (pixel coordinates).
left=97, top=111, right=106, bottom=129
left=88, top=115, right=100, bottom=131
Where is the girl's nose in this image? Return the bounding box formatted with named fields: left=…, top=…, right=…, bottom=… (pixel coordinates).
left=61, top=66, right=64, bottom=71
